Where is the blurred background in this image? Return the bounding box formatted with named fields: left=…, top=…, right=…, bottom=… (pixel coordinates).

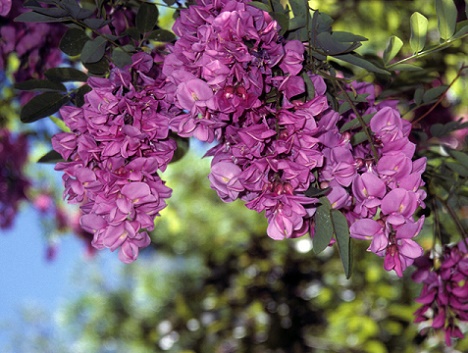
left=0, top=0, right=467, bottom=352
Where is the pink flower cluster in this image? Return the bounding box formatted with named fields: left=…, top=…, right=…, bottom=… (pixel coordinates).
left=412, top=243, right=468, bottom=345
left=0, top=129, right=30, bottom=229
left=322, top=84, right=428, bottom=276
left=52, top=53, right=177, bottom=263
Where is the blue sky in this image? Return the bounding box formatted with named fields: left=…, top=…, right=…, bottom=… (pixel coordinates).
left=0, top=204, right=84, bottom=346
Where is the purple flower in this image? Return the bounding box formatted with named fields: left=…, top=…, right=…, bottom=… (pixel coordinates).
left=209, top=161, right=245, bottom=202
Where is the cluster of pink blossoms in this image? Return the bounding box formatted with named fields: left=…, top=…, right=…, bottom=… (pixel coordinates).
left=51, top=0, right=427, bottom=275
left=52, top=53, right=178, bottom=263
left=412, top=243, right=468, bottom=345
left=160, top=0, right=427, bottom=276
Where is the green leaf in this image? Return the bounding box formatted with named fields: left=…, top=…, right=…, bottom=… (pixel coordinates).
left=388, top=63, right=423, bottom=71
left=313, top=197, right=333, bottom=254
left=62, top=2, right=94, bottom=20
left=14, top=79, right=67, bottom=92
left=83, top=18, right=108, bottom=29
left=83, top=57, right=109, bottom=76
left=14, top=11, right=70, bottom=23
left=45, top=67, right=88, bottom=82
left=170, top=135, right=190, bottom=164
left=340, top=113, right=374, bottom=133
left=409, top=12, right=428, bottom=53
left=37, top=150, right=64, bottom=164
left=414, top=86, right=424, bottom=105
left=20, top=92, right=70, bottom=123
left=447, top=149, right=468, bottom=168
left=332, top=31, right=367, bottom=42
left=136, top=2, right=159, bottom=34
left=317, top=32, right=360, bottom=55
left=351, top=131, right=367, bottom=145
left=446, top=161, right=468, bottom=177
left=383, top=35, right=403, bottom=65
left=248, top=1, right=272, bottom=12
left=430, top=120, right=468, bottom=137
left=301, top=72, right=315, bottom=100
left=331, top=209, right=352, bottom=278
left=81, top=37, right=107, bottom=64
left=59, top=28, right=89, bottom=56
left=436, top=0, right=457, bottom=39
left=270, top=12, right=289, bottom=35
left=147, top=29, right=176, bottom=42
left=333, top=53, right=390, bottom=75
left=49, top=116, right=71, bottom=133
left=72, top=84, right=92, bottom=107
left=304, top=185, right=330, bottom=198
left=453, top=24, right=468, bottom=39
left=422, top=85, right=447, bottom=103
left=111, top=47, right=132, bottom=68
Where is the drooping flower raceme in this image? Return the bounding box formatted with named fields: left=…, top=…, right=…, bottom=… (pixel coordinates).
left=52, top=53, right=177, bottom=263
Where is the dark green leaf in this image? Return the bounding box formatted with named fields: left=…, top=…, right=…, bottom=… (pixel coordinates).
left=289, top=16, right=306, bottom=31
left=27, top=7, right=70, bottom=17
left=147, top=29, right=176, bottom=42
left=37, top=150, right=64, bottom=164
left=313, top=197, right=333, bottom=254
left=332, top=31, right=367, bottom=42
left=60, top=28, right=89, bottom=56
left=81, top=37, right=107, bottom=64
left=45, top=68, right=88, bottom=82
left=305, top=185, right=330, bottom=198
left=62, top=2, right=94, bottom=20
left=447, top=149, right=468, bottom=168
left=136, top=2, right=159, bottom=34
left=170, top=135, right=190, bottom=163
left=436, top=0, right=457, bottom=39
left=72, top=84, right=92, bottom=107
left=83, top=18, right=108, bottom=29
left=301, top=72, right=315, bottom=100
left=248, top=1, right=272, bottom=12
left=410, top=12, right=428, bottom=53
left=422, top=85, right=447, bottom=103
left=111, top=47, right=132, bottom=68
left=125, top=27, right=142, bottom=41
left=446, top=161, right=468, bottom=177
left=14, top=79, right=67, bottom=92
left=333, top=53, right=390, bottom=75
left=383, top=35, right=403, bottom=65
left=14, top=11, right=70, bottom=23
left=317, top=32, right=359, bottom=55
left=270, top=12, right=289, bottom=35
left=83, top=57, right=109, bottom=76
left=162, top=0, right=176, bottom=5
left=331, top=209, right=352, bottom=278
left=20, top=92, right=70, bottom=123
left=430, top=120, right=468, bottom=137
left=414, top=86, right=424, bottom=105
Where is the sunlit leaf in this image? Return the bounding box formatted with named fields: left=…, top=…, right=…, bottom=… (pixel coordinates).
left=409, top=12, right=428, bottom=54
left=20, top=92, right=70, bottom=123
left=49, top=116, right=71, bottom=133
left=388, top=63, right=423, bottom=71
left=436, top=0, right=457, bottom=39
left=383, top=35, right=403, bottom=65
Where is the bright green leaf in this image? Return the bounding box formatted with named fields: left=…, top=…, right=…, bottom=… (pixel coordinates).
left=49, top=116, right=71, bottom=133
left=20, top=92, right=70, bottom=123
left=388, top=63, right=423, bottom=71
left=410, top=12, right=428, bottom=54
left=383, top=35, right=403, bottom=65
left=436, top=0, right=457, bottom=39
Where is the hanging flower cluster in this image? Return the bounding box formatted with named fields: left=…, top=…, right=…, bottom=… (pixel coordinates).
left=52, top=53, right=178, bottom=263
left=51, top=0, right=429, bottom=274
left=412, top=243, right=468, bottom=345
